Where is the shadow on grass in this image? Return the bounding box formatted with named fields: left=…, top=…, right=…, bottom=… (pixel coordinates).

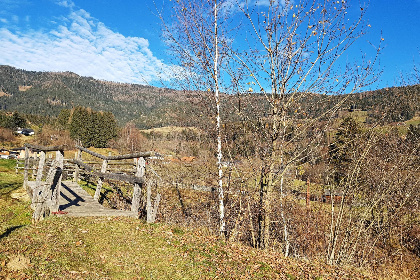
left=80, top=180, right=113, bottom=204
left=78, top=179, right=115, bottom=207
left=0, top=183, right=22, bottom=198
left=0, top=225, right=24, bottom=241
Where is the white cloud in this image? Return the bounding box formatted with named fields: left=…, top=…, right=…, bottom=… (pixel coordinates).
left=55, top=0, right=75, bottom=9
left=220, top=0, right=245, bottom=15
left=0, top=4, right=175, bottom=85
left=255, top=0, right=287, bottom=7
left=219, top=0, right=287, bottom=16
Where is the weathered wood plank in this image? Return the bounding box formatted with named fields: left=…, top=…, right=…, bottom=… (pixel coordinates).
left=24, top=143, right=65, bottom=152
left=146, top=180, right=160, bottom=223
left=50, top=150, right=64, bottom=212
left=70, top=159, right=144, bottom=184
left=23, top=146, right=30, bottom=198
left=131, top=157, right=145, bottom=213
left=94, top=159, right=108, bottom=201
left=32, top=160, right=62, bottom=222
left=73, top=149, right=82, bottom=182
left=35, top=151, right=46, bottom=190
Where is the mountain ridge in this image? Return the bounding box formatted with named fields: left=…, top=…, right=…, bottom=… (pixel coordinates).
left=0, top=65, right=419, bottom=128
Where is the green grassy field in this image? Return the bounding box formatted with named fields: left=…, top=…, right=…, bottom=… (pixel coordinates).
left=0, top=159, right=373, bottom=279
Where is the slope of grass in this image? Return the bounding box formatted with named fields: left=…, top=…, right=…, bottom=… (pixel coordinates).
left=0, top=159, right=23, bottom=196
left=0, top=159, right=375, bottom=279
left=1, top=217, right=374, bottom=280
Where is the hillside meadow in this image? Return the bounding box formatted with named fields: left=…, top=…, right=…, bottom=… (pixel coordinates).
left=0, top=159, right=378, bottom=280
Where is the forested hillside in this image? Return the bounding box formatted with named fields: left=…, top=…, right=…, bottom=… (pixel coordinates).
left=0, top=65, right=198, bottom=128
left=0, top=65, right=419, bottom=128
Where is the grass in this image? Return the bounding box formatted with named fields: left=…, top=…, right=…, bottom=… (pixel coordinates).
left=0, top=159, right=32, bottom=252
left=0, top=160, right=23, bottom=197
left=1, top=216, right=374, bottom=279
left=0, top=159, right=374, bottom=279
left=140, top=126, right=199, bottom=135
left=405, top=116, right=420, bottom=126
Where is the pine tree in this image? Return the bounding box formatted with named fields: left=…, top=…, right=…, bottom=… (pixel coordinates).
left=329, top=117, right=362, bottom=185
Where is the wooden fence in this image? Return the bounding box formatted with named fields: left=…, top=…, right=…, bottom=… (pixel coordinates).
left=22, top=144, right=159, bottom=222
left=23, top=144, right=65, bottom=222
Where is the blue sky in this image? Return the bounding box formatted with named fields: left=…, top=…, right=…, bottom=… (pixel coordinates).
left=0, top=0, right=419, bottom=89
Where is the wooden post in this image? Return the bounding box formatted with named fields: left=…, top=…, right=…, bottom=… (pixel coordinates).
left=148, top=185, right=161, bottom=223
left=73, top=149, right=81, bottom=182
left=146, top=180, right=153, bottom=222
left=32, top=160, right=62, bottom=222
left=35, top=151, right=46, bottom=189
left=50, top=150, right=64, bottom=212
left=23, top=146, right=30, bottom=196
left=131, top=157, right=145, bottom=214
left=94, top=159, right=108, bottom=201
left=306, top=178, right=310, bottom=209
left=31, top=155, right=37, bottom=179
left=145, top=174, right=161, bottom=223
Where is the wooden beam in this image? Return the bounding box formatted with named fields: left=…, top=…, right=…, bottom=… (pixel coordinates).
left=75, top=145, right=154, bottom=160
left=24, top=143, right=65, bottom=152
left=70, top=159, right=144, bottom=184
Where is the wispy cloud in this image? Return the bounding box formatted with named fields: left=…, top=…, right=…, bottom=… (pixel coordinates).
left=0, top=0, right=30, bottom=10
left=219, top=0, right=287, bottom=16
left=55, top=0, right=75, bottom=9
left=0, top=1, right=175, bottom=85
left=255, top=0, right=286, bottom=6
left=220, top=0, right=245, bottom=15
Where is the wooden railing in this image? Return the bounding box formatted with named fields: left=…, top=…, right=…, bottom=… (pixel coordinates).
left=23, top=144, right=65, bottom=222
left=71, top=145, right=155, bottom=214
left=23, top=144, right=159, bottom=222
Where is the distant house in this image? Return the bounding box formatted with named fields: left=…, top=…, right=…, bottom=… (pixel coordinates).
left=15, top=128, right=35, bottom=136
left=0, top=148, right=10, bottom=159
left=0, top=148, right=18, bottom=159
left=322, top=189, right=351, bottom=204
left=11, top=147, right=40, bottom=159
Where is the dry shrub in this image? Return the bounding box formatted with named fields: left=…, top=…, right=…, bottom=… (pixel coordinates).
left=0, top=127, right=16, bottom=143
left=110, top=122, right=150, bottom=153
left=34, top=125, right=73, bottom=147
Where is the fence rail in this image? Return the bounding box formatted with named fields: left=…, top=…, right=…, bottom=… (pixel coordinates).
left=22, top=143, right=159, bottom=222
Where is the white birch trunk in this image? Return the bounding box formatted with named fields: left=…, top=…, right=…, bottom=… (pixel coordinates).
left=214, top=0, right=225, bottom=236
left=280, top=175, right=289, bottom=257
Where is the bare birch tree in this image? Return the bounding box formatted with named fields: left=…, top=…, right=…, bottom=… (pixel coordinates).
left=158, top=0, right=233, bottom=236
left=160, top=0, right=381, bottom=253
left=220, top=0, right=381, bottom=253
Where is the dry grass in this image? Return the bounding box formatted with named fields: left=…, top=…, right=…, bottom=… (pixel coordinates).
left=140, top=126, right=200, bottom=135
left=0, top=159, right=376, bottom=280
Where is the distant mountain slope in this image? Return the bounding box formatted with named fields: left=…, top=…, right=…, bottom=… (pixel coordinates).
left=0, top=65, right=200, bottom=128
left=0, top=65, right=418, bottom=128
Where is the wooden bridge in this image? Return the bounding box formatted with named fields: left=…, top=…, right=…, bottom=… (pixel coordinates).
left=22, top=144, right=160, bottom=222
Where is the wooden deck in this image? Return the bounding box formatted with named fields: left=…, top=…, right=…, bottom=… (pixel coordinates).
left=29, top=181, right=137, bottom=218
